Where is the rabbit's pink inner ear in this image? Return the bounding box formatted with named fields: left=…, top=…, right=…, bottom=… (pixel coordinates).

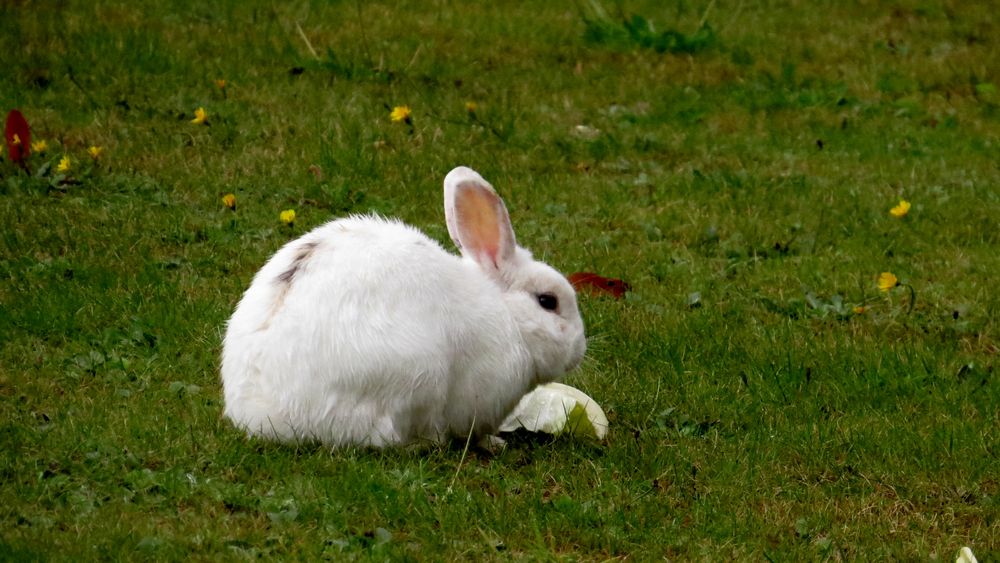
left=454, top=182, right=513, bottom=270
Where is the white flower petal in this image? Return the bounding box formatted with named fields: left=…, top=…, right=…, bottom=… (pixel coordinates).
left=573, top=125, right=601, bottom=139
left=957, top=546, right=977, bottom=563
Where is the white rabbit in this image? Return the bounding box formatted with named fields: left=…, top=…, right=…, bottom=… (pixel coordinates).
left=221, top=166, right=586, bottom=447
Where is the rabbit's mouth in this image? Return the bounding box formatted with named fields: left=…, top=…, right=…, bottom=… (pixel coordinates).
left=565, top=337, right=586, bottom=373
left=566, top=356, right=583, bottom=373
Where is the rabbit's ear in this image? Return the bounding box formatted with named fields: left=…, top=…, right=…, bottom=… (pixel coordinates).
left=444, top=167, right=517, bottom=277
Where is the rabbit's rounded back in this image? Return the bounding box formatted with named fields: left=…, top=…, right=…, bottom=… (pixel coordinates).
left=221, top=167, right=586, bottom=447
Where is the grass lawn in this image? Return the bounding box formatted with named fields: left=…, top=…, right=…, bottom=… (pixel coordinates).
left=2, top=0, right=998, bottom=559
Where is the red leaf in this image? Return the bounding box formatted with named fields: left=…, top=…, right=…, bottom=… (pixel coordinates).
left=568, top=272, right=631, bottom=299
left=5, top=109, right=31, bottom=164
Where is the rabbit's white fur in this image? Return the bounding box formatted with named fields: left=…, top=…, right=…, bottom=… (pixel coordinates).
left=221, top=167, right=586, bottom=447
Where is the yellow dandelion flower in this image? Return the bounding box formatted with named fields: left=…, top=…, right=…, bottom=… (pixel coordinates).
left=877, top=272, right=899, bottom=292
left=32, top=140, right=48, bottom=153
left=191, top=107, right=208, bottom=125
left=56, top=155, right=71, bottom=173
left=280, top=209, right=296, bottom=226
left=853, top=306, right=866, bottom=314
left=889, top=199, right=911, bottom=218
left=465, top=101, right=478, bottom=113
left=222, top=193, right=237, bottom=210
left=390, top=105, right=412, bottom=123
left=215, top=79, right=227, bottom=90
left=87, top=145, right=103, bottom=159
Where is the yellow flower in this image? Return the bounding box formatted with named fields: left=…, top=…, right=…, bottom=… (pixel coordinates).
left=191, top=107, right=208, bottom=125
left=11, top=133, right=22, bottom=146
left=215, top=79, right=227, bottom=90
left=390, top=105, right=412, bottom=123
left=32, top=140, right=48, bottom=153
left=57, top=155, right=71, bottom=173
left=853, top=306, right=866, bottom=314
left=280, top=209, right=296, bottom=226
left=87, top=145, right=103, bottom=159
left=465, top=101, right=477, bottom=113
left=222, top=193, right=237, bottom=210
left=877, top=272, right=899, bottom=292
left=889, top=199, right=911, bottom=218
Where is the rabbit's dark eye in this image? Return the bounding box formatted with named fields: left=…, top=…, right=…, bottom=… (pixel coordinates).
left=537, top=293, right=559, bottom=312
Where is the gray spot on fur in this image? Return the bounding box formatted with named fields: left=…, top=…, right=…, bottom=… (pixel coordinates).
left=276, top=240, right=319, bottom=286
left=259, top=240, right=320, bottom=331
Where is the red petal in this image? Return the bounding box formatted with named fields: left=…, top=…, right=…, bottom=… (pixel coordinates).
left=5, top=109, right=31, bottom=163
left=568, top=272, right=631, bottom=299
